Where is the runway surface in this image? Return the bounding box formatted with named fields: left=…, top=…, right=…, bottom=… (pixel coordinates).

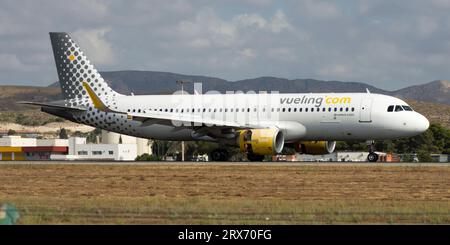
left=0, top=160, right=449, bottom=166
left=1, top=161, right=449, bottom=224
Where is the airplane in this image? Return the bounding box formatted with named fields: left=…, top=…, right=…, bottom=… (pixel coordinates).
left=20, top=32, right=430, bottom=162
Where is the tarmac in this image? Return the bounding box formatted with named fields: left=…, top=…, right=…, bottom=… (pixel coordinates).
left=0, top=160, right=448, bottom=166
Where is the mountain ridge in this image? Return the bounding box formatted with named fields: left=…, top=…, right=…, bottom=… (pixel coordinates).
left=44, top=70, right=448, bottom=106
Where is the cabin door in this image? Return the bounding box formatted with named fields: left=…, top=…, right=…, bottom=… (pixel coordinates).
left=359, top=97, right=373, bottom=123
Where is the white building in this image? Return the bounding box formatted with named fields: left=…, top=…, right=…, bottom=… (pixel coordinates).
left=0, top=136, right=37, bottom=147
left=51, top=137, right=137, bottom=161
left=101, top=130, right=152, bottom=156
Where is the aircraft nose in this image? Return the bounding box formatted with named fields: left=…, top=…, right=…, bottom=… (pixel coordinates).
left=414, top=113, right=429, bottom=133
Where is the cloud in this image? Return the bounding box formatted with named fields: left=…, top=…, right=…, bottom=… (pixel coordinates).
left=298, top=0, right=342, bottom=20
left=1, top=0, right=450, bottom=89
left=73, top=28, right=117, bottom=65
left=0, top=54, right=23, bottom=71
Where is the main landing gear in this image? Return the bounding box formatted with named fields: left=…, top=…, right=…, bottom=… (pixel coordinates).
left=246, top=153, right=265, bottom=162
left=209, top=149, right=229, bottom=161
left=366, top=140, right=379, bottom=162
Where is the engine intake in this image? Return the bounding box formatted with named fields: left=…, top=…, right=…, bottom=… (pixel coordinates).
left=294, top=141, right=336, bottom=155
left=238, top=128, right=284, bottom=155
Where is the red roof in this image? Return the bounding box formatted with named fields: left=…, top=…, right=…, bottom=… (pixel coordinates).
left=22, top=146, right=68, bottom=153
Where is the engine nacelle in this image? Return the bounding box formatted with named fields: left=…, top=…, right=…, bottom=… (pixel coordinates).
left=238, top=128, right=284, bottom=155
left=294, top=141, right=336, bottom=155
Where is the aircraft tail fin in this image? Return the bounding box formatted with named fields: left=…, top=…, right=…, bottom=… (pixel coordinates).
left=49, top=32, right=121, bottom=103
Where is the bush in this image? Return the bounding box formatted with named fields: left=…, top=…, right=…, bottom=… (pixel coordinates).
left=135, top=153, right=162, bottom=161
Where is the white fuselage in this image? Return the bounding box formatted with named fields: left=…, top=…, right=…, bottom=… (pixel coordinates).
left=69, top=92, right=429, bottom=143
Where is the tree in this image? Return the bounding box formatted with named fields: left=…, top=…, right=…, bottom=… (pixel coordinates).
left=7, top=129, right=16, bottom=135
left=86, top=128, right=102, bottom=143
left=417, top=149, right=434, bottom=162
left=58, top=128, right=68, bottom=139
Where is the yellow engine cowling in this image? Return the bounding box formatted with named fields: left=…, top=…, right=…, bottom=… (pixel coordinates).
left=294, top=141, right=336, bottom=155
left=238, top=128, right=284, bottom=155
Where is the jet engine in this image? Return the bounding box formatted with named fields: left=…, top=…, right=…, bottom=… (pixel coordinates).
left=238, top=128, right=284, bottom=155
left=294, top=141, right=336, bottom=155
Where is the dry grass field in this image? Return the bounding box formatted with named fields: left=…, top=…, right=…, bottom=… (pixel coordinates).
left=0, top=163, right=449, bottom=224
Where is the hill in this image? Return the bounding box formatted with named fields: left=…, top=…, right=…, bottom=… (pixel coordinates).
left=48, top=71, right=450, bottom=106
left=393, top=80, right=450, bottom=105
left=404, top=99, right=450, bottom=128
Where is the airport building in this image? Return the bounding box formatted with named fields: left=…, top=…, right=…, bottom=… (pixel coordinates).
left=0, top=132, right=152, bottom=161
left=51, top=137, right=137, bottom=161
left=0, top=136, right=68, bottom=160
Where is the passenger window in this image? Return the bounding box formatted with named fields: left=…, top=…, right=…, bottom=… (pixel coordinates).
left=282, top=108, right=286, bottom=112
left=299, top=108, right=303, bottom=112
left=351, top=107, right=355, bottom=112
left=334, top=108, right=337, bottom=112
left=387, top=105, right=394, bottom=112
left=322, top=108, right=326, bottom=112
left=340, top=108, right=343, bottom=112
left=293, top=108, right=297, bottom=112
left=305, top=108, right=308, bottom=112
left=402, top=106, right=413, bottom=111
left=345, top=108, right=349, bottom=112
left=328, top=108, right=331, bottom=112
left=395, top=105, right=403, bottom=112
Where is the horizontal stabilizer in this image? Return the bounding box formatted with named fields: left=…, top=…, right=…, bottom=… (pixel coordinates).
left=17, top=101, right=87, bottom=111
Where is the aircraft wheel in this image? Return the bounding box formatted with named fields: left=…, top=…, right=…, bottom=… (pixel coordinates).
left=210, top=149, right=229, bottom=161
left=367, top=152, right=379, bottom=162
left=247, top=153, right=265, bottom=162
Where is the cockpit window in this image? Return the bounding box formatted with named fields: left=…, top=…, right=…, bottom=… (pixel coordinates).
left=395, top=105, right=404, bottom=112
left=402, top=105, right=413, bottom=111
left=387, top=105, right=394, bottom=112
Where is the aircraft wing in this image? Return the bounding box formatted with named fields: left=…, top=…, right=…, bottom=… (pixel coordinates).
left=126, top=111, right=261, bottom=129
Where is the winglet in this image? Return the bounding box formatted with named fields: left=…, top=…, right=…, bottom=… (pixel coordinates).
left=366, top=88, right=371, bottom=94
left=82, top=81, right=113, bottom=112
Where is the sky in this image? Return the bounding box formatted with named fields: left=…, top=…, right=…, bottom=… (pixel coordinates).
left=1, top=0, right=450, bottom=90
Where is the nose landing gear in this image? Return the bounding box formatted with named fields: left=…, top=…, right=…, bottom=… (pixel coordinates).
left=366, top=140, right=379, bottom=162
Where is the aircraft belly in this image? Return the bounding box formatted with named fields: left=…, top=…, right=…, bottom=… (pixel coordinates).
left=140, top=124, right=193, bottom=140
